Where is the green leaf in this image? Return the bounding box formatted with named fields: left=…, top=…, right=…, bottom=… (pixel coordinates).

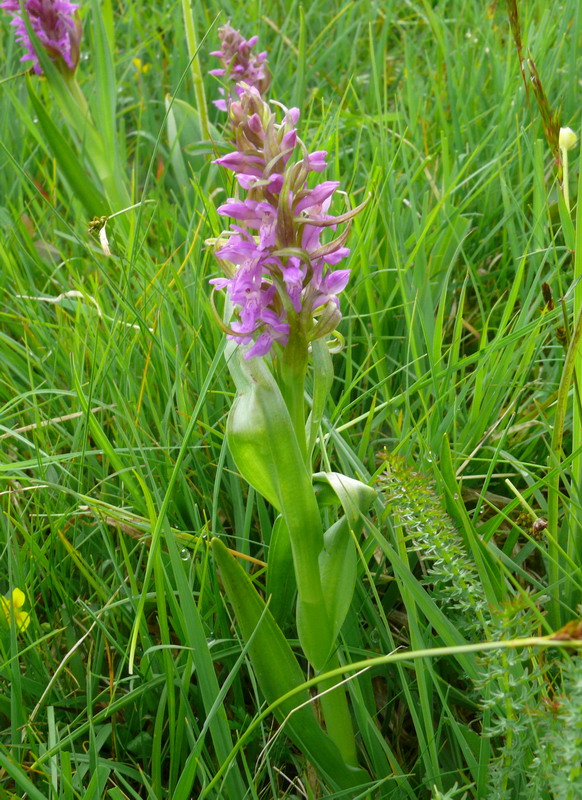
left=313, top=471, right=377, bottom=526
left=0, top=748, right=49, bottom=800
left=226, top=370, right=283, bottom=511
left=266, top=515, right=296, bottom=625
left=319, top=516, right=358, bottom=641
left=88, top=0, right=130, bottom=211
left=27, top=84, right=107, bottom=217
left=211, top=538, right=369, bottom=793
left=314, top=472, right=376, bottom=638
left=90, top=0, right=117, bottom=158
left=83, top=764, right=111, bottom=800
left=165, top=98, right=190, bottom=191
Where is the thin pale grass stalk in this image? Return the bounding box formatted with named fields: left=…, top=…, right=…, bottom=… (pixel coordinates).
left=181, top=0, right=211, bottom=143
left=569, top=158, right=582, bottom=587
left=0, top=404, right=115, bottom=439
left=547, top=298, right=582, bottom=626
left=71, top=494, right=266, bottom=566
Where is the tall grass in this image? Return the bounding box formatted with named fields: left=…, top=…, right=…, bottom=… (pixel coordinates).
left=1, top=0, right=581, bottom=797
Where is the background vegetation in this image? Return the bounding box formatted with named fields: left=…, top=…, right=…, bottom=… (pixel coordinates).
left=1, top=0, right=581, bottom=797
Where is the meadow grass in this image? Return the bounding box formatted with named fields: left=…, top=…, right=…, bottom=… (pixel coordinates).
left=1, top=0, right=582, bottom=798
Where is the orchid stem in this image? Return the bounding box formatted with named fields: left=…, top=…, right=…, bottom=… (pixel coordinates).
left=318, top=650, right=359, bottom=767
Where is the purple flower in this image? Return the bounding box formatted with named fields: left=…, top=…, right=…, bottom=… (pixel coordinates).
left=307, top=151, right=328, bottom=172
left=244, top=310, right=289, bottom=358
left=213, top=151, right=265, bottom=175
left=210, top=22, right=270, bottom=111
left=217, top=199, right=278, bottom=249
left=1, top=0, right=82, bottom=75
left=294, top=181, right=340, bottom=214
left=210, top=49, right=367, bottom=358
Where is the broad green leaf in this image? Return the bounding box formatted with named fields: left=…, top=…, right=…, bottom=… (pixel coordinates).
left=83, top=765, right=110, bottom=800
left=319, top=516, right=358, bottom=640
left=165, top=98, right=190, bottom=191
left=89, top=0, right=130, bottom=211
left=314, top=472, right=376, bottom=638
left=212, top=538, right=369, bottom=793
left=166, top=97, right=222, bottom=183
left=90, top=0, right=117, bottom=158
left=25, top=17, right=129, bottom=213
left=227, top=376, right=283, bottom=511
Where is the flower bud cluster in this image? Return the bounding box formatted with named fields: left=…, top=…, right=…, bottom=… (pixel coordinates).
left=1, top=0, right=82, bottom=75
left=211, top=84, right=364, bottom=359
left=209, top=22, right=270, bottom=111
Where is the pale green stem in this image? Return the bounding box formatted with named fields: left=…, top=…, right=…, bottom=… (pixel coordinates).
left=64, top=73, right=90, bottom=120
left=547, top=298, right=582, bottom=628
left=277, top=339, right=359, bottom=764
left=275, top=336, right=343, bottom=672
left=277, top=330, right=310, bottom=466
left=562, top=146, right=571, bottom=213
left=570, top=157, right=582, bottom=598
left=181, top=0, right=211, bottom=143
left=279, top=370, right=308, bottom=465
left=317, top=651, right=359, bottom=768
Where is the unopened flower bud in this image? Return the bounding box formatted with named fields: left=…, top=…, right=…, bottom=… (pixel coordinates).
left=559, top=127, right=578, bottom=152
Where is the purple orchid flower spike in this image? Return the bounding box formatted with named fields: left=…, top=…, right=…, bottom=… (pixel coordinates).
left=1, top=0, right=82, bottom=75
left=210, top=22, right=270, bottom=110
left=210, top=79, right=368, bottom=360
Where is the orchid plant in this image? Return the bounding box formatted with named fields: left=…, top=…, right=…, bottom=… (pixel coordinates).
left=1, top=7, right=376, bottom=790
left=207, top=24, right=374, bottom=793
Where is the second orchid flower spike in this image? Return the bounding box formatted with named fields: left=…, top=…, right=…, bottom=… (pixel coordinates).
left=1, top=0, right=82, bottom=75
